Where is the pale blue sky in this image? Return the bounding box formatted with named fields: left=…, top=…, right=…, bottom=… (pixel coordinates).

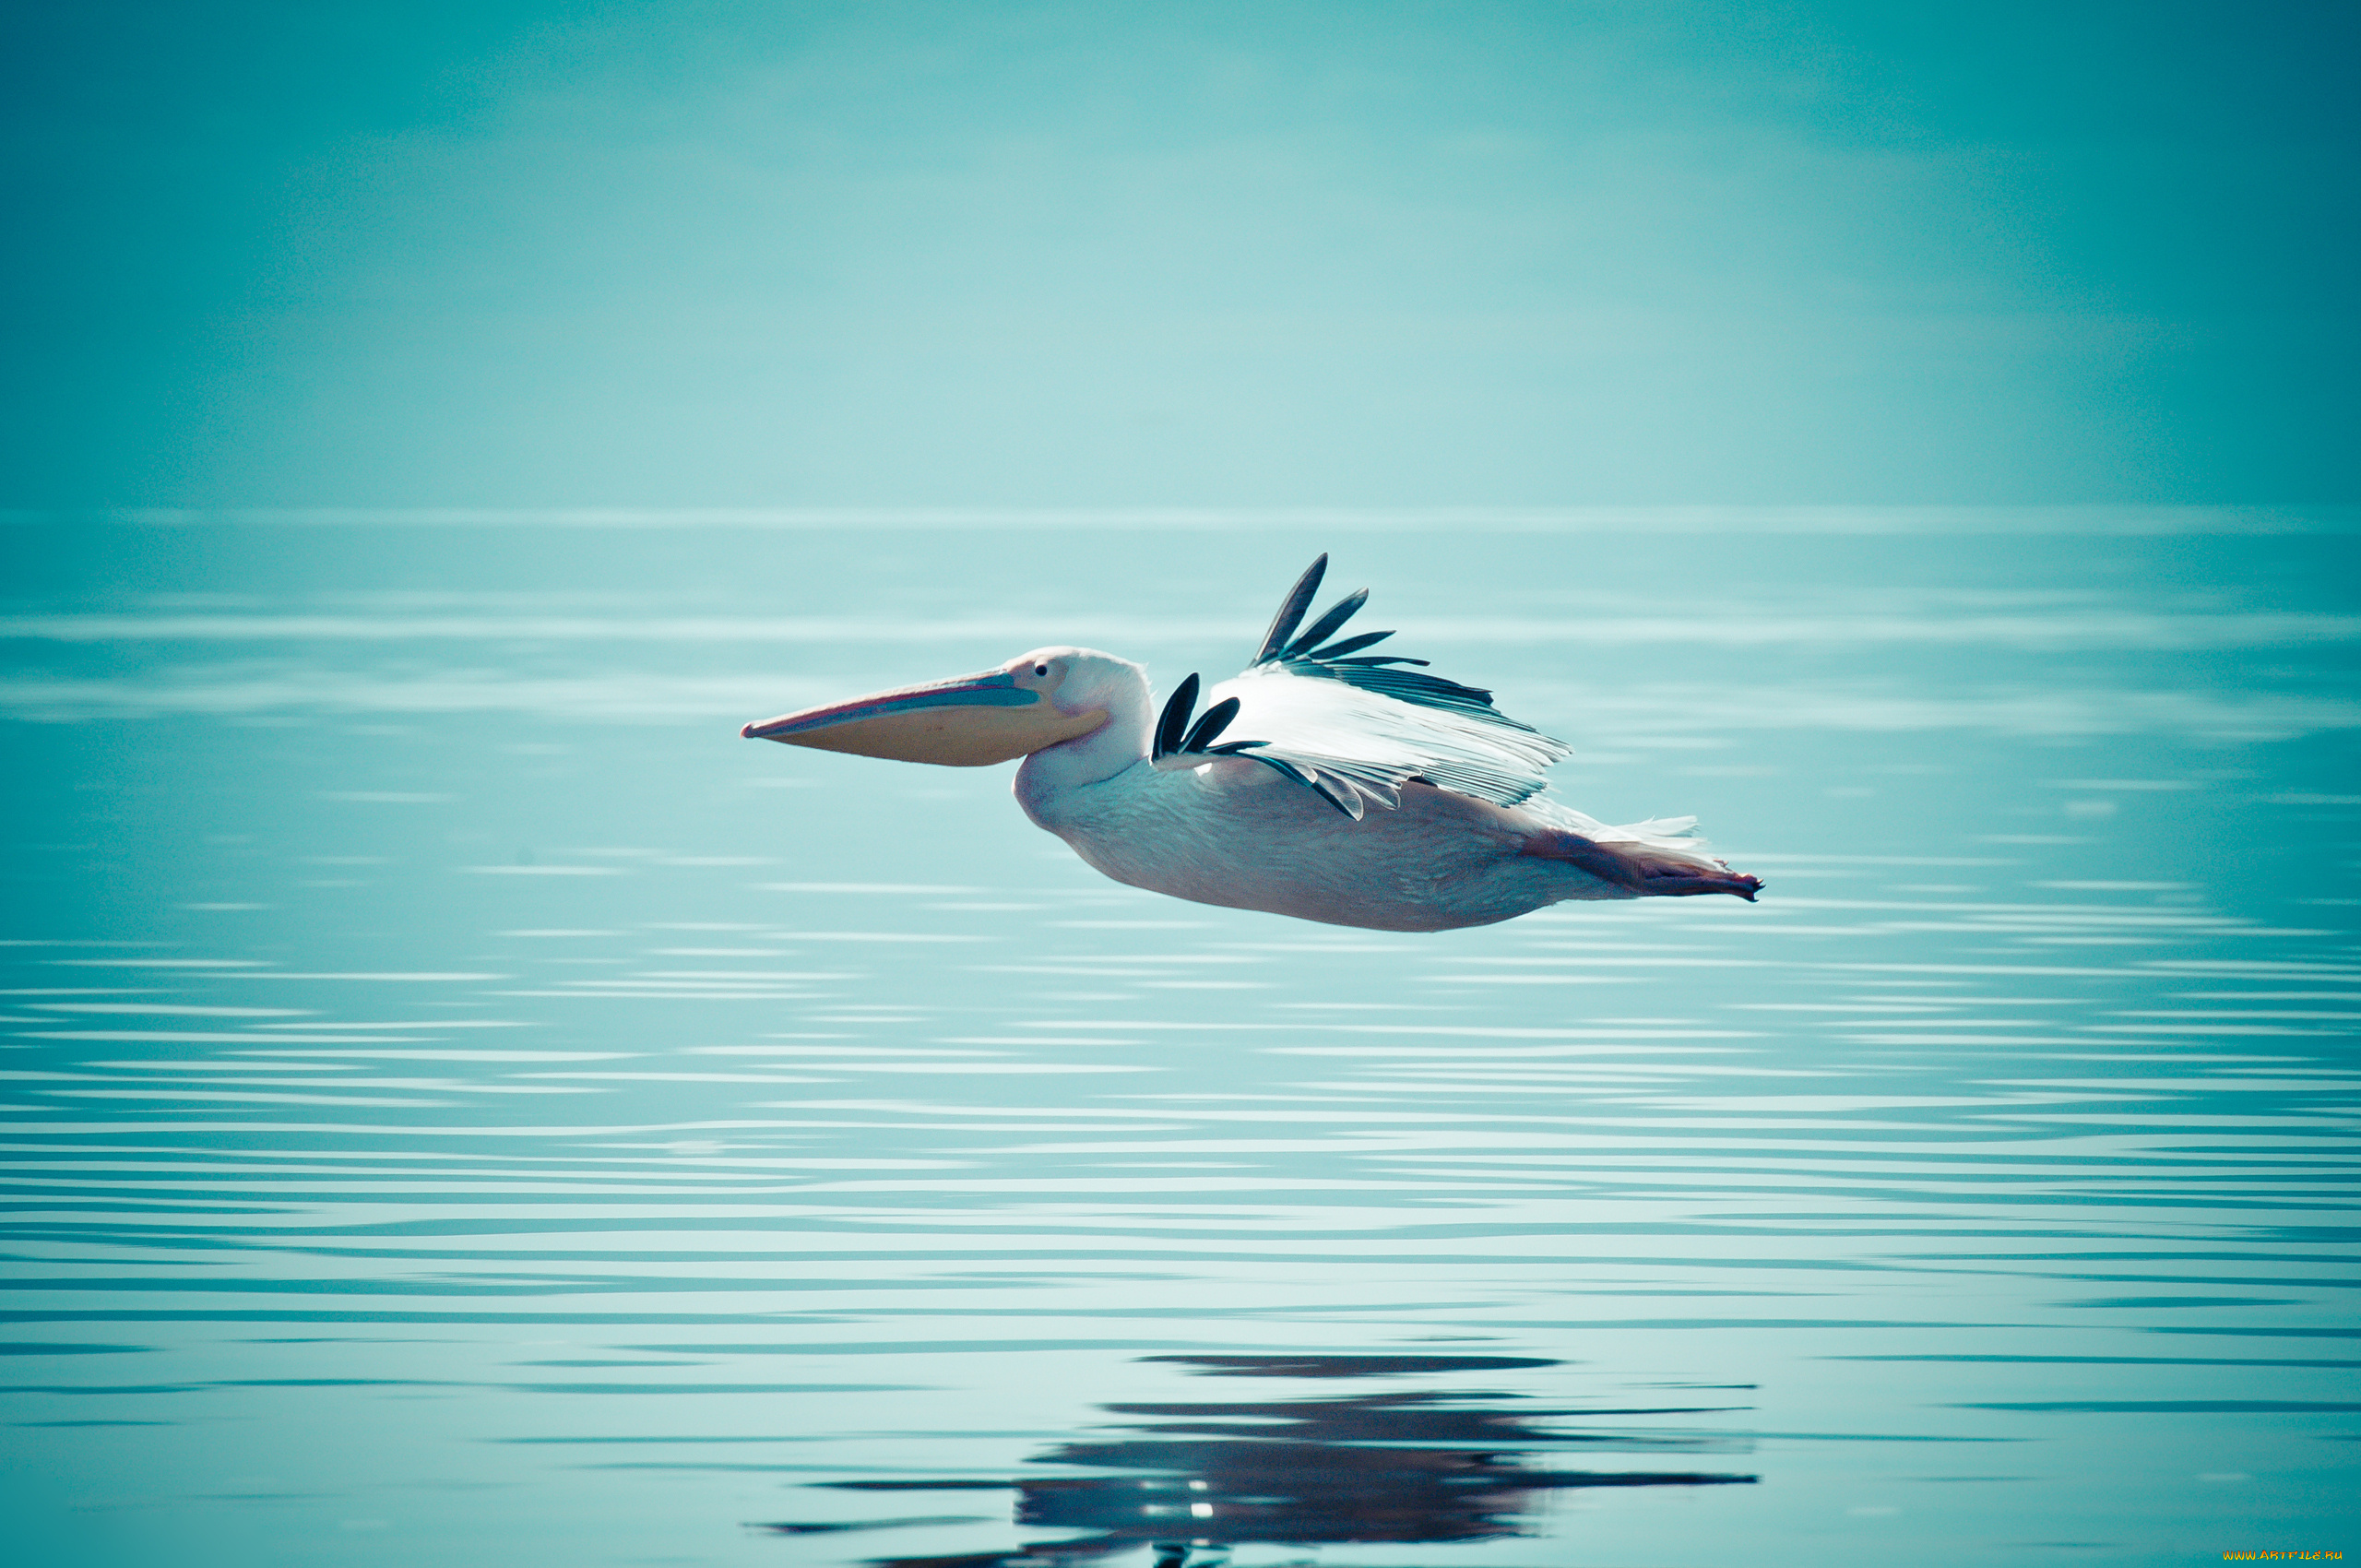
left=5, top=1, right=2355, bottom=505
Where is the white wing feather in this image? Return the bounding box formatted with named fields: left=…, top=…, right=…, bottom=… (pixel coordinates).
left=1201, top=664, right=1571, bottom=821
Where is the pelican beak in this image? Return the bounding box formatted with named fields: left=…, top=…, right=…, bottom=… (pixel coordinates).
left=741, top=668, right=1108, bottom=766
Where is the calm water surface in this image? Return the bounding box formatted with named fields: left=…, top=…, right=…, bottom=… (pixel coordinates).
left=1, top=514, right=2355, bottom=1566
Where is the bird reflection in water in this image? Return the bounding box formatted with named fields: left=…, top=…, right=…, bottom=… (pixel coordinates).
left=765, top=1353, right=1755, bottom=1568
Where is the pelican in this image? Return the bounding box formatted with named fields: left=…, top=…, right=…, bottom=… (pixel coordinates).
left=742, top=556, right=1760, bottom=932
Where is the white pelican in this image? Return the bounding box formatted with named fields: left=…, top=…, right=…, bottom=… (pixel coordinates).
left=742, top=556, right=1761, bottom=932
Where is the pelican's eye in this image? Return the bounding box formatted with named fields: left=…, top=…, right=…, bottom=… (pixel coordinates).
left=1034, top=663, right=1050, bottom=677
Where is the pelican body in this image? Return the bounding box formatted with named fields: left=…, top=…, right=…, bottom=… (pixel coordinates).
left=743, top=557, right=1759, bottom=932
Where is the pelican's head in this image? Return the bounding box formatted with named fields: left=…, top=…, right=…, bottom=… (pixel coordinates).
left=742, top=647, right=1132, bottom=766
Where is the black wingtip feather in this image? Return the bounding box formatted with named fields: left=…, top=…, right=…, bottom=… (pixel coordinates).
left=1253, top=554, right=1329, bottom=666
left=1286, top=588, right=1368, bottom=658
left=1153, top=673, right=1199, bottom=760
left=1180, top=695, right=1240, bottom=754
left=1305, top=629, right=1394, bottom=659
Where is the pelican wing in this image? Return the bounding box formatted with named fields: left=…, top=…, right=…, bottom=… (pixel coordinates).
left=1153, top=554, right=1571, bottom=820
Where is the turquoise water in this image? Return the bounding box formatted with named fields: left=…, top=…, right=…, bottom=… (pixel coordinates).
left=1, top=512, right=2355, bottom=1566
